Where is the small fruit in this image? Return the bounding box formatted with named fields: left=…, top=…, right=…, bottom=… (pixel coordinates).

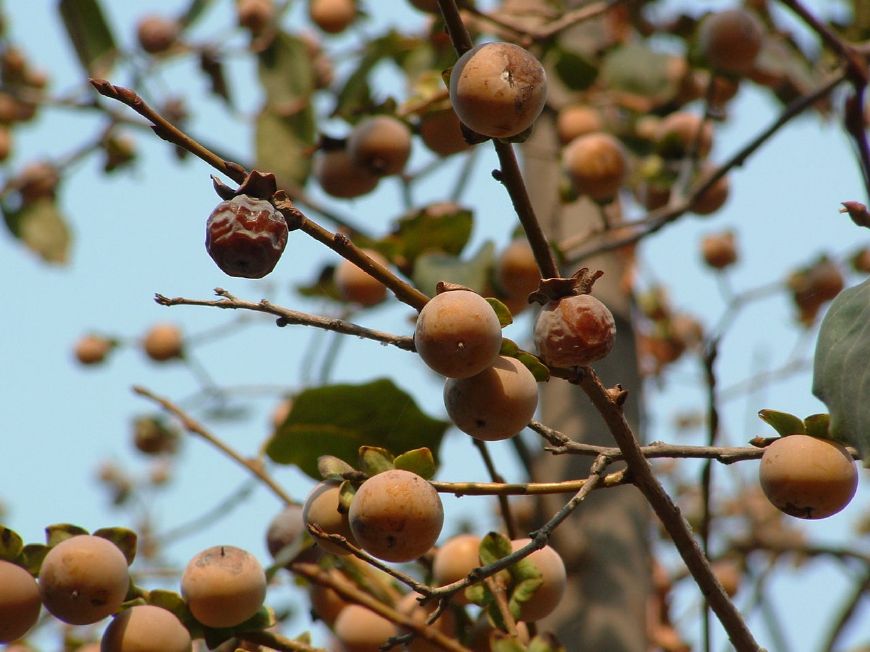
left=303, top=481, right=357, bottom=555
left=534, top=294, right=616, bottom=367
left=181, top=545, right=266, bottom=628
left=136, top=15, right=179, bottom=55
left=142, top=323, right=184, bottom=362
left=449, top=42, right=547, bottom=139
left=691, top=170, right=730, bottom=216
left=100, top=605, right=192, bottom=652
left=556, top=105, right=604, bottom=145
left=333, top=604, right=397, bottom=652
left=132, top=415, right=179, bottom=455
left=349, top=469, right=444, bottom=562
left=205, top=195, right=288, bottom=279
left=562, top=132, right=627, bottom=201
left=444, top=356, right=539, bottom=441
left=18, top=161, right=58, bottom=202
left=432, top=534, right=480, bottom=604
left=74, top=334, right=113, bottom=365
left=266, top=504, right=318, bottom=565
left=309, top=0, right=356, bottom=34
left=419, top=108, right=471, bottom=157
left=313, top=148, right=379, bottom=199
left=414, top=289, right=503, bottom=379
left=0, top=560, right=40, bottom=642
left=698, top=9, right=764, bottom=74
left=348, top=116, right=412, bottom=176
left=509, top=539, right=566, bottom=622
left=700, top=231, right=737, bottom=270
left=655, top=112, right=713, bottom=159
left=334, top=250, right=389, bottom=307
left=496, top=238, right=539, bottom=306
left=237, top=0, right=274, bottom=34
left=38, top=535, right=130, bottom=625
left=759, top=434, right=858, bottom=519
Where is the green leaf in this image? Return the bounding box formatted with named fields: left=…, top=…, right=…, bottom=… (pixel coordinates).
left=486, top=298, right=513, bottom=328
left=338, top=480, right=356, bottom=513
left=500, top=338, right=520, bottom=357
left=517, top=351, right=550, bottom=383
left=0, top=526, right=23, bottom=562
left=202, top=606, right=276, bottom=649
left=359, top=446, right=395, bottom=476
left=45, top=523, right=88, bottom=547
left=758, top=409, right=805, bottom=437
left=465, top=582, right=488, bottom=606
left=146, top=589, right=188, bottom=618
left=478, top=531, right=512, bottom=566
left=493, top=635, right=528, bottom=652
left=318, top=455, right=356, bottom=480
left=394, top=448, right=436, bottom=480
left=812, top=278, right=870, bottom=457
left=93, top=527, right=137, bottom=566
left=384, top=206, right=473, bottom=268
left=507, top=558, right=543, bottom=620
left=599, top=43, right=675, bottom=100
left=58, top=0, right=118, bottom=77
left=528, top=633, right=566, bottom=652
left=7, top=199, right=73, bottom=264
left=266, top=379, right=448, bottom=479
left=19, top=544, right=49, bottom=575
left=413, top=242, right=495, bottom=296
left=333, top=32, right=411, bottom=121
left=804, top=413, right=831, bottom=439
left=549, top=47, right=598, bottom=91
left=178, top=0, right=217, bottom=29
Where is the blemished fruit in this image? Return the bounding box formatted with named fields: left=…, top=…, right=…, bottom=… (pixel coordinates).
left=419, top=108, right=471, bottom=157
left=237, top=0, right=274, bottom=34
left=74, top=334, right=113, bottom=365
left=0, top=560, right=40, bottom=642
left=100, top=605, right=192, bottom=652
left=333, top=604, right=397, bottom=652
left=556, top=105, right=604, bottom=145
left=496, top=239, right=540, bottom=305
left=205, top=195, right=288, bottom=279
left=414, top=290, right=503, bottom=379
left=181, top=545, right=266, bottom=628
left=534, top=294, right=616, bottom=367
left=432, top=534, right=480, bottom=603
left=562, top=132, right=627, bottom=201
left=303, top=481, right=357, bottom=555
left=444, top=356, right=539, bottom=441
left=655, top=112, right=713, bottom=159
left=334, top=250, right=389, bottom=307
left=313, top=148, right=379, bottom=199
left=142, top=323, right=184, bottom=362
left=38, top=535, right=130, bottom=626
left=347, top=116, right=412, bottom=176
left=698, top=9, right=764, bottom=74
left=136, top=15, right=179, bottom=55
left=509, top=539, right=567, bottom=622
left=309, top=0, right=356, bottom=34
left=348, top=469, right=444, bottom=563
left=759, top=434, right=858, bottom=519
left=449, top=42, right=547, bottom=139
left=701, top=231, right=737, bottom=270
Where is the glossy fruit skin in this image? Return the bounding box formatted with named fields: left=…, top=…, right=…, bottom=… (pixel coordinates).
left=100, top=605, right=192, bottom=652
left=444, top=356, right=539, bottom=441
left=419, top=109, right=470, bottom=157
left=334, top=250, right=389, bottom=307
left=534, top=294, right=616, bottom=367
left=333, top=604, right=397, bottom=652
left=313, top=148, right=379, bottom=199
left=414, top=290, right=502, bottom=379
left=0, top=560, right=40, bottom=642
left=698, top=9, right=764, bottom=74
left=509, top=539, right=566, bottom=622
left=432, top=534, right=480, bottom=604
left=39, top=535, right=130, bottom=626
left=309, top=0, right=356, bottom=34
left=449, top=43, right=547, bottom=139
left=348, top=116, right=412, bottom=176
left=303, top=481, right=357, bottom=555
left=348, top=469, right=444, bottom=562
left=205, top=195, right=288, bottom=279
left=142, top=323, right=183, bottom=362
left=181, top=545, right=266, bottom=628
left=759, top=435, right=858, bottom=519
left=562, top=132, right=627, bottom=201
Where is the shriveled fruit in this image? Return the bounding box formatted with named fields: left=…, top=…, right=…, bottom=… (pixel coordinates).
left=562, top=132, right=627, bottom=201
left=509, top=539, right=566, bottom=622
left=348, top=116, right=412, bottom=176
left=496, top=239, right=539, bottom=306
left=181, top=545, right=266, bottom=628
left=414, top=290, right=502, bottom=379
left=534, top=294, right=616, bottom=367
left=334, top=250, right=389, bottom=307
left=700, top=231, right=737, bottom=270
left=432, top=534, right=480, bottom=604
left=655, top=112, right=713, bottom=159
left=136, top=15, right=179, bottom=55
left=303, top=481, right=357, bottom=555
left=556, top=105, right=603, bottom=145
left=142, top=323, right=184, bottom=362
left=101, top=605, right=191, bottom=652
left=348, top=469, right=444, bottom=563
left=0, top=560, right=40, bottom=642
left=313, top=148, right=379, bottom=199
left=449, top=42, right=547, bottom=139
left=333, top=604, right=397, bottom=652
left=444, top=356, right=538, bottom=441
left=39, top=535, right=130, bottom=625
left=74, top=334, right=113, bottom=366
left=698, top=9, right=764, bottom=74
left=419, top=108, right=470, bottom=157
left=759, top=434, right=858, bottom=519
left=205, top=195, right=288, bottom=279
left=309, top=0, right=356, bottom=34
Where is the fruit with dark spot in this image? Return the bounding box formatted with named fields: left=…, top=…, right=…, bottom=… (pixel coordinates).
left=100, top=605, right=191, bottom=652
left=205, top=195, right=288, bottom=279
left=698, top=9, right=764, bottom=74
left=444, top=356, right=538, bottom=441
left=562, top=132, right=628, bottom=201
left=509, top=539, right=566, bottom=622
left=534, top=294, right=616, bottom=367
left=449, top=42, right=547, bottom=139
left=142, top=323, right=184, bottom=362
left=303, top=481, right=357, bottom=555
left=348, top=469, right=444, bottom=562
left=348, top=116, right=412, bottom=176
left=333, top=604, right=397, bottom=652
left=0, top=560, right=40, bottom=642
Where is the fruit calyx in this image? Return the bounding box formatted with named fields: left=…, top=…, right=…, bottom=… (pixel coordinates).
left=528, top=267, right=604, bottom=305
left=211, top=169, right=278, bottom=202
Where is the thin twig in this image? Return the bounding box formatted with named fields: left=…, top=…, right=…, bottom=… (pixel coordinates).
left=820, top=566, right=870, bottom=652
left=473, top=439, right=517, bottom=539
